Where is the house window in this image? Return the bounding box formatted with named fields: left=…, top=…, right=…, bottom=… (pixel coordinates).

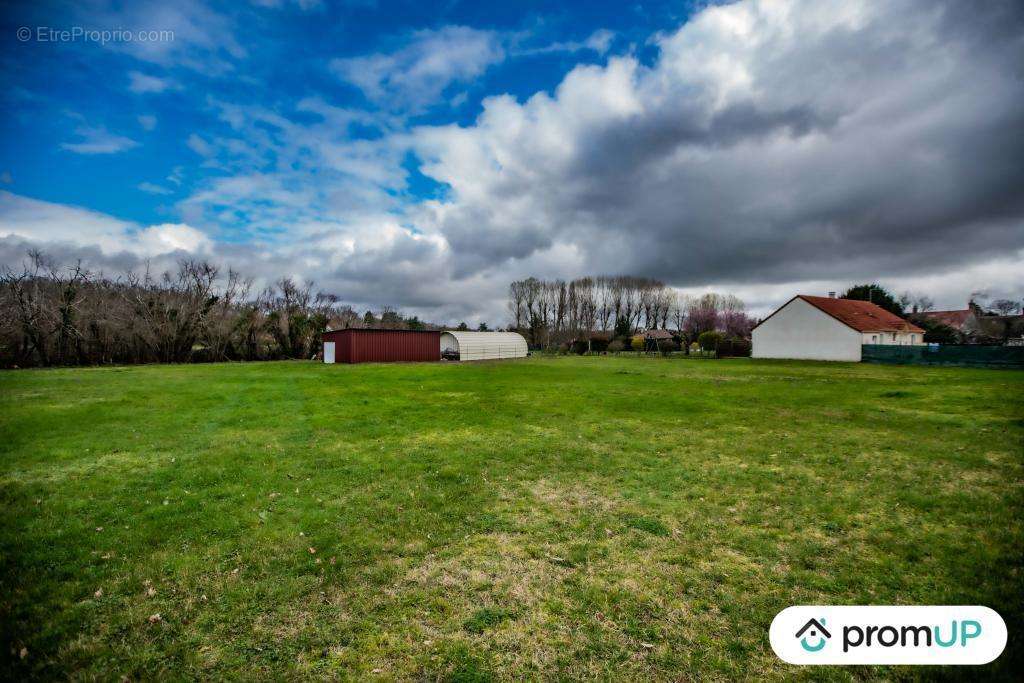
left=910, top=334, right=915, bottom=344
left=871, top=335, right=878, bottom=344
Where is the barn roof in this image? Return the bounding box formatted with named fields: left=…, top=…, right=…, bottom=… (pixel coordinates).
left=754, top=295, right=924, bottom=334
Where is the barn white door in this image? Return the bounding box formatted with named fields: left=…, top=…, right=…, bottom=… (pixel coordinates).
left=323, top=341, right=335, bottom=364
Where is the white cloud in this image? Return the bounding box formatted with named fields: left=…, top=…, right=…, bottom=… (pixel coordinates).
left=186, top=133, right=215, bottom=157
left=331, top=26, right=505, bottom=112
left=250, top=0, right=324, bottom=10
left=513, top=28, right=616, bottom=57
left=127, top=71, right=180, bottom=94
left=82, top=0, right=246, bottom=75
left=137, top=115, right=158, bottom=131
left=61, top=126, right=139, bottom=155
left=584, top=29, right=615, bottom=54
left=0, top=191, right=209, bottom=257
left=135, top=223, right=212, bottom=254
left=138, top=182, right=174, bottom=195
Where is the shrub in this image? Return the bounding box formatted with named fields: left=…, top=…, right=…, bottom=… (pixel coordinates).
left=608, top=339, right=625, bottom=353
left=916, top=318, right=961, bottom=344
left=657, top=338, right=677, bottom=354
left=717, top=337, right=751, bottom=358
left=697, top=331, right=724, bottom=351
left=631, top=335, right=645, bottom=352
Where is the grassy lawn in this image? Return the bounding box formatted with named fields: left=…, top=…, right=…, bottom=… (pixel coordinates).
left=1, top=357, right=1022, bottom=680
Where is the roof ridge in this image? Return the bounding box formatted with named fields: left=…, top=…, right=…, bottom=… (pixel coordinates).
left=794, top=294, right=925, bottom=333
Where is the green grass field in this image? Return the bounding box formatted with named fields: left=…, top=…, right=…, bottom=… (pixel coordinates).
left=2, top=357, right=1022, bottom=680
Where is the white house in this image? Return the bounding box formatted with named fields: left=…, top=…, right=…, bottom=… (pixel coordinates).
left=752, top=295, right=925, bottom=361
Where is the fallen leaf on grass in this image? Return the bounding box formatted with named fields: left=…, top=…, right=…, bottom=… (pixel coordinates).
left=94, top=588, right=103, bottom=598
left=148, top=613, right=162, bottom=624
left=308, top=547, right=317, bottom=554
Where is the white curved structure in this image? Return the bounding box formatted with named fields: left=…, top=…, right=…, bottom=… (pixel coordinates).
left=440, top=331, right=528, bottom=361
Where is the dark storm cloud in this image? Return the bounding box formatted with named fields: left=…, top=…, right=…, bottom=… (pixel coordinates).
left=416, top=0, right=1024, bottom=292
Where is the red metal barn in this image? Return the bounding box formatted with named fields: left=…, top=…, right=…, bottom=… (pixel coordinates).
left=322, top=329, right=440, bottom=364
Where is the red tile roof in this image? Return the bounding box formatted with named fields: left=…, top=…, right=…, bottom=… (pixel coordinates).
left=916, top=309, right=971, bottom=329
left=797, top=295, right=924, bottom=333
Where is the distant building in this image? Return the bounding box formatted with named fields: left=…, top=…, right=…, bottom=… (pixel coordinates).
left=752, top=294, right=924, bottom=362
left=322, top=329, right=440, bottom=364
left=916, top=308, right=973, bottom=331
left=440, top=331, right=528, bottom=361
left=642, top=329, right=675, bottom=341
left=917, top=302, right=1024, bottom=344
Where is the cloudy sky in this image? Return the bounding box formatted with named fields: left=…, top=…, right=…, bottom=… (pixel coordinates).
left=1, top=0, right=1022, bottom=324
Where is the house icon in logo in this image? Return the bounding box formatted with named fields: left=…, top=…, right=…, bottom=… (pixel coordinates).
left=795, top=618, right=831, bottom=652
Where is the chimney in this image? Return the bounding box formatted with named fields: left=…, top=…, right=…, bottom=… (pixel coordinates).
left=828, top=291, right=836, bottom=298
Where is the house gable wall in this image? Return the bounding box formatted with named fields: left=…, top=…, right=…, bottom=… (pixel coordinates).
left=753, top=297, right=862, bottom=361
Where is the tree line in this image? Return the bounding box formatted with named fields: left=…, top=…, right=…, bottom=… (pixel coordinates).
left=0, top=251, right=434, bottom=368
left=507, top=275, right=755, bottom=349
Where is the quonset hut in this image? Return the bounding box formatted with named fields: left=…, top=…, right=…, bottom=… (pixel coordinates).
left=440, top=331, right=528, bottom=361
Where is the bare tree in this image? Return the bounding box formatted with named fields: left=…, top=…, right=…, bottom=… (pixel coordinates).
left=900, top=291, right=935, bottom=314
left=507, top=281, right=526, bottom=332
left=991, top=299, right=1022, bottom=315
left=0, top=249, right=442, bottom=367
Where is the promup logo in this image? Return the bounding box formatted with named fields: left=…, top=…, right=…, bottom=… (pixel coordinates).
left=795, top=618, right=831, bottom=652
left=770, top=606, right=1006, bottom=665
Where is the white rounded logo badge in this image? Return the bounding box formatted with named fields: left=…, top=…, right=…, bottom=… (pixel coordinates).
left=770, top=606, right=1007, bottom=665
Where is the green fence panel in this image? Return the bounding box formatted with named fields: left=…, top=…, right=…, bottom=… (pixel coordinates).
left=862, top=344, right=1024, bottom=369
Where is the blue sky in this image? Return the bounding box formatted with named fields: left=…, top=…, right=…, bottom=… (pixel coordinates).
left=0, top=1, right=689, bottom=227
left=1, top=0, right=1022, bottom=323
